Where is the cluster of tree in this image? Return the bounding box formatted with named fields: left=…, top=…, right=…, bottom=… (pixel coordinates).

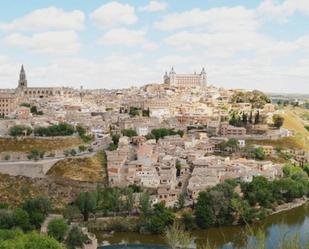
left=121, top=129, right=138, bottom=137
left=195, top=167, right=309, bottom=229
left=107, top=133, right=120, bottom=151
left=76, top=125, right=92, bottom=143
left=129, top=107, right=141, bottom=117
left=20, top=103, right=43, bottom=115
left=146, top=128, right=184, bottom=141
left=34, top=123, right=75, bottom=137
left=229, top=110, right=261, bottom=127
left=0, top=229, right=63, bottom=248
left=250, top=147, right=266, bottom=160
left=47, top=218, right=89, bottom=249
left=277, top=99, right=300, bottom=107
left=0, top=195, right=92, bottom=249
left=0, top=196, right=51, bottom=231
left=9, top=125, right=33, bottom=137
left=64, top=149, right=77, bottom=157
left=142, top=108, right=150, bottom=117
left=218, top=138, right=239, bottom=153
left=272, top=114, right=284, bottom=129
left=27, top=148, right=45, bottom=161
left=305, top=125, right=309, bottom=132
left=68, top=188, right=175, bottom=234
left=241, top=167, right=308, bottom=208
left=68, top=186, right=142, bottom=222
left=231, top=90, right=271, bottom=109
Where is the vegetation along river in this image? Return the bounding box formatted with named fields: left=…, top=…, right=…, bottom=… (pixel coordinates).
left=94, top=203, right=309, bottom=248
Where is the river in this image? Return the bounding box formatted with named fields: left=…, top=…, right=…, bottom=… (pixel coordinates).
left=94, top=203, right=309, bottom=248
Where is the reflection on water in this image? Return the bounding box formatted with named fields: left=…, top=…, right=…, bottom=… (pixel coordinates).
left=93, top=203, right=309, bottom=249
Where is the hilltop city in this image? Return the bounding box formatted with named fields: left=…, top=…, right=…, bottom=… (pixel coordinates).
left=0, top=65, right=308, bottom=248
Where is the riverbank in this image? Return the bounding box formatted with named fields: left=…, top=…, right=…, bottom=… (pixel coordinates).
left=93, top=204, right=309, bottom=248
left=270, top=197, right=308, bottom=216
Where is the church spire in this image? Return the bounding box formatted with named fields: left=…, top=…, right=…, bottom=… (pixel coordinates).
left=18, top=64, right=27, bottom=89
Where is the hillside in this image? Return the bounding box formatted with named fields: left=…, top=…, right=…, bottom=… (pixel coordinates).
left=0, top=174, right=42, bottom=207
left=248, top=107, right=309, bottom=151
left=281, top=107, right=309, bottom=150
left=46, top=151, right=107, bottom=182
left=0, top=136, right=83, bottom=153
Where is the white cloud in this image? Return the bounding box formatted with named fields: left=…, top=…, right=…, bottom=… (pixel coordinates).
left=3, top=31, right=81, bottom=55
left=0, top=7, right=85, bottom=32
left=154, top=6, right=258, bottom=32
left=98, top=28, right=157, bottom=49
left=258, top=0, right=309, bottom=20
left=90, top=2, right=137, bottom=29
left=139, top=1, right=167, bottom=12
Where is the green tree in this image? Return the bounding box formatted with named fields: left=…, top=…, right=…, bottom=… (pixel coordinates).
left=23, top=231, right=64, bottom=249
left=175, top=193, right=185, bottom=210
left=121, top=129, right=137, bottom=137
left=0, top=210, right=14, bottom=229
left=195, top=191, right=216, bottom=229
left=75, top=192, right=97, bottom=221
left=47, top=218, right=69, bottom=242
left=182, top=212, right=195, bottom=231
left=111, top=134, right=120, bottom=145
left=27, top=149, right=45, bottom=161
left=22, top=196, right=52, bottom=229
left=139, top=192, right=151, bottom=217
left=254, top=111, right=260, bottom=124
left=107, top=142, right=117, bottom=151
left=282, top=164, right=304, bottom=177
left=76, top=125, right=86, bottom=137
left=241, top=176, right=274, bottom=208
left=0, top=230, right=64, bottom=249
left=9, top=125, right=33, bottom=137
left=147, top=203, right=175, bottom=234
left=129, top=107, right=140, bottom=117
left=63, top=205, right=81, bottom=224
left=272, top=114, right=284, bottom=128
left=65, top=226, right=89, bottom=249
left=252, top=147, right=266, bottom=160
left=12, top=208, right=31, bottom=231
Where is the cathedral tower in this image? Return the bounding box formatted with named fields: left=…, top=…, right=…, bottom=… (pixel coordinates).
left=18, top=65, right=27, bottom=89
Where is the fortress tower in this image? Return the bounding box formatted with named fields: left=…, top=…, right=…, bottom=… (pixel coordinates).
left=163, top=67, right=207, bottom=87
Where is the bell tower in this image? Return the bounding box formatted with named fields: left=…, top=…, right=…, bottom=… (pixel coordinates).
left=18, top=65, right=27, bottom=89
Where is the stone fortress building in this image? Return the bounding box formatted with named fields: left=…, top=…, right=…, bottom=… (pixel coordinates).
left=164, top=67, right=207, bottom=88
left=0, top=65, right=74, bottom=117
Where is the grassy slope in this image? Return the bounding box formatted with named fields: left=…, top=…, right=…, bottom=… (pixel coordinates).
left=0, top=136, right=83, bottom=153
left=250, top=107, right=309, bottom=151
left=46, top=151, right=107, bottom=182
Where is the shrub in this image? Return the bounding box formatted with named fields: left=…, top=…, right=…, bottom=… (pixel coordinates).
left=78, top=145, right=87, bottom=152
left=9, top=125, right=33, bottom=137
left=47, top=218, right=69, bottom=242
left=27, top=149, right=45, bottom=161
left=65, top=226, right=89, bottom=249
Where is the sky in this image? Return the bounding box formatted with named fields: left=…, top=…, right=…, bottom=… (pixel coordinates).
left=0, top=0, right=309, bottom=93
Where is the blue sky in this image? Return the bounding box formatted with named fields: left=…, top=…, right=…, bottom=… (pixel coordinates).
left=0, top=0, right=309, bottom=93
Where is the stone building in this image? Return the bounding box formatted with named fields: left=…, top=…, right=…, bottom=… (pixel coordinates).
left=17, top=65, right=74, bottom=99
left=0, top=90, right=19, bottom=117
left=0, top=65, right=75, bottom=117
left=164, top=67, right=207, bottom=88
